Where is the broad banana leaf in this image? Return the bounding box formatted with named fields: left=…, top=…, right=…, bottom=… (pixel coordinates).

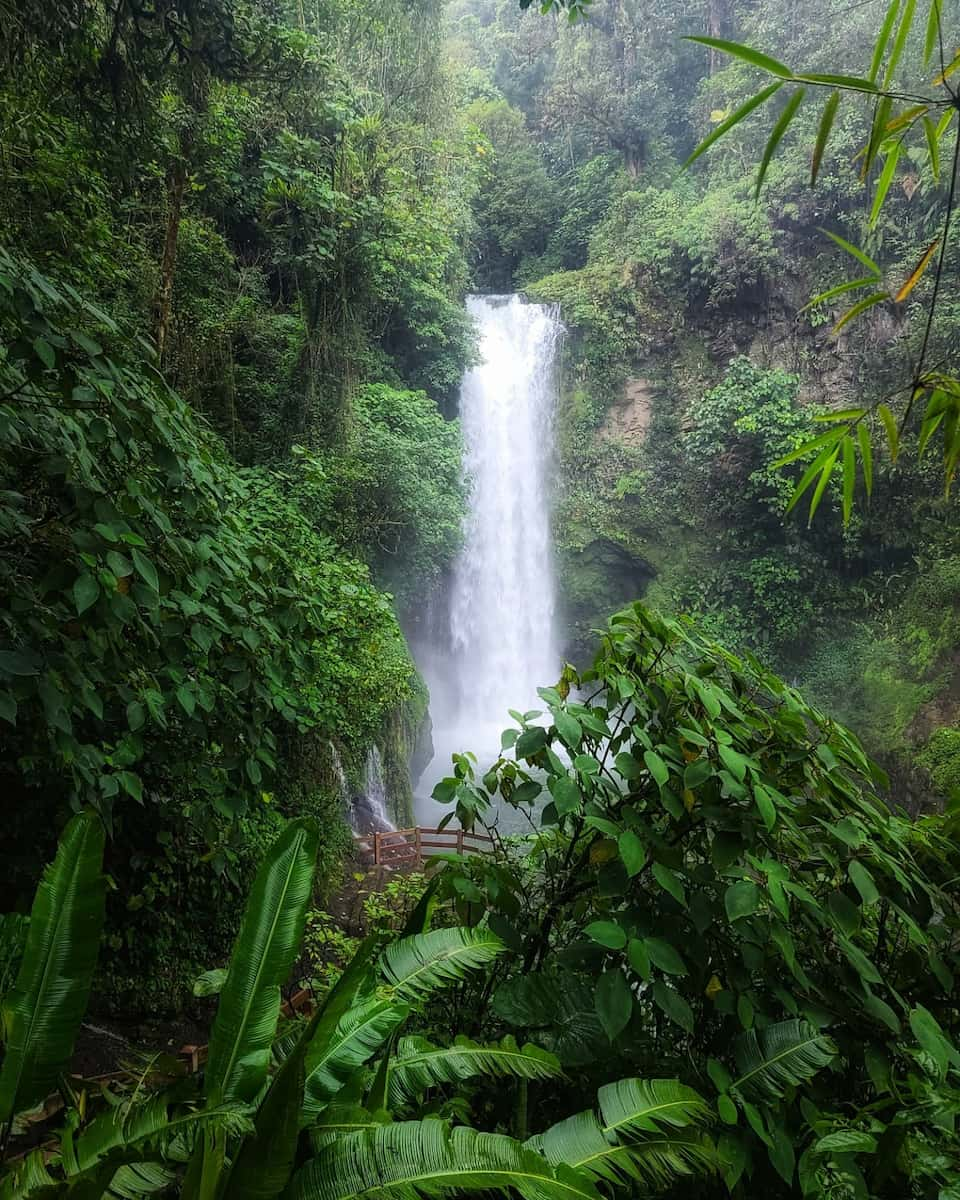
left=290, top=1120, right=602, bottom=1200
left=303, top=998, right=409, bottom=1118
left=388, top=1036, right=562, bottom=1108
left=378, top=928, right=503, bottom=1001
left=204, top=819, right=318, bottom=1106
left=0, top=811, right=106, bottom=1125
left=730, top=1020, right=836, bottom=1102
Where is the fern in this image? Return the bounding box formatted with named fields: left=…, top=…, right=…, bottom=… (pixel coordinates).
left=378, top=928, right=504, bottom=1002
left=290, top=1120, right=601, bottom=1200
left=730, top=1020, right=836, bottom=1102
left=388, top=1036, right=562, bottom=1107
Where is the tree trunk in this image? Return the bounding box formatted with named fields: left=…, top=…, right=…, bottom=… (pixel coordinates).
left=708, top=0, right=728, bottom=73
left=155, top=159, right=186, bottom=363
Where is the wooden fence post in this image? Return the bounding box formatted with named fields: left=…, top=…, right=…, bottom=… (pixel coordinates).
left=415, top=827, right=422, bottom=865
left=456, top=828, right=464, bottom=854
left=374, top=831, right=381, bottom=866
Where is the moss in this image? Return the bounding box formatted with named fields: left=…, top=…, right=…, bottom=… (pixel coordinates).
left=917, top=727, right=960, bottom=800
left=379, top=670, right=431, bottom=828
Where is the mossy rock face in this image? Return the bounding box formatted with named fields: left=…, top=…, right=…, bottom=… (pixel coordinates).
left=917, top=726, right=960, bottom=802
left=559, top=536, right=656, bottom=664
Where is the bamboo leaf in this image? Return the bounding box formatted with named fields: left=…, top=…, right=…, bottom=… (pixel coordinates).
left=895, top=239, right=939, bottom=302
left=870, top=144, right=901, bottom=228
left=772, top=427, right=846, bottom=468
left=811, top=91, right=840, bottom=184
left=794, top=73, right=878, bottom=92
left=683, top=83, right=784, bottom=169
left=863, top=96, right=893, bottom=179
left=933, top=50, right=960, bottom=85
left=819, top=229, right=881, bottom=277
left=808, top=447, right=839, bottom=523
left=801, top=276, right=877, bottom=312
left=841, top=435, right=856, bottom=525
left=924, top=0, right=942, bottom=64
left=784, top=445, right=838, bottom=515
left=812, top=408, right=868, bottom=422
left=918, top=390, right=949, bottom=456
left=857, top=423, right=873, bottom=496
left=869, top=0, right=901, bottom=83
left=756, top=89, right=806, bottom=199
left=833, top=292, right=888, bottom=334
left=924, top=116, right=942, bottom=178
left=884, top=104, right=929, bottom=134
left=878, top=403, right=900, bottom=461
left=936, top=109, right=954, bottom=137
left=883, top=0, right=917, bottom=88
left=684, top=36, right=793, bottom=78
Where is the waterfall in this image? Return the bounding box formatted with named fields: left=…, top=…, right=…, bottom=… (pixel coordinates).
left=354, top=744, right=395, bottom=832
left=417, top=294, right=563, bottom=823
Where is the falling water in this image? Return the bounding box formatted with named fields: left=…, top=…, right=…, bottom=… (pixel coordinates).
left=417, top=294, right=563, bottom=822
left=356, top=745, right=395, bottom=832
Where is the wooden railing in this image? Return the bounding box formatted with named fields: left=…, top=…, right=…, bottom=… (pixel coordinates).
left=354, top=826, right=494, bottom=867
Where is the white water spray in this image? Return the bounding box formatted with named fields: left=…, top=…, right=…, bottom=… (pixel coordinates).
left=417, top=294, right=563, bottom=822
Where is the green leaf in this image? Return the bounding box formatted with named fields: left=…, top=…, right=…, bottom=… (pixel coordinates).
left=805, top=445, right=838, bottom=524
left=857, top=424, right=873, bottom=496
left=794, top=72, right=878, bottom=92
left=652, top=863, right=686, bottom=906
left=878, top=403, right=900, bottom=461
left=205, top=819, right=318, bottom=1106
left=883, top=0, right=916, bottom=88
left=73, top=572, right=99, bottom=615
left=683, top=82, right=784, bottom=169
left=644, top=938, right=687, bottom=977
left=0, top=812, right=106, bottom=1124
left=924, top=115, right=941, bottom=178
left=554, top=711, right=582, bottom=748
left=643, top=751, right=669, bottom=786
left=538, top=1077, right=714, bottom=1189
left=814, top=1130, right=878, bottom=1156
left=869, top=0, right=902, bottom=83
left=841, top=435, right=855, bottom=526
left=731, top=1020, right=836, bottom=1101
left=652, top=981, right=694, bottom=1033
left=756, top=88, right=805, bottom=198
left=725, top=881, right=760, bottom=922
left=516, top=727, right=548, bottom=758
left=819, top=228, right=882, bottom=277
left=379, top=927, right=504, bottom=1000
left=585, top=921, right=627, bottom=950
left=833, top=292, right=888, bottom=334
left=618, top=830, right=646, bottom=877
left=304, top=997, right=410, bottom=1113
left=596, top=969, right=633, bottom=1040
left=32, top=336, right=55, bottom=368
left=290, top=1121, right=603, bottom=1200
left=870, top=145, right=901, bottom=228
left=811, top=91, right=840, bottom=184
left=772, top=426, right=846, bottom=468
left=924, top=0, right=942, bottom=64
left=909, top=1005, right=960, bottom=1077
left=848, top=860, right=880, bottom=905
left=754, top=786, right=777, bottom=831
left=627, top=939, right=650, bottom=981
left=388, top=1035, right=561, bottom=1108
left=131, top=548, right=159, bottom=593
left=802, top=276, right=878, bottom=315
left=684, top=36, right=793, bottom=77
left=552, top=776, right=582, bottom=816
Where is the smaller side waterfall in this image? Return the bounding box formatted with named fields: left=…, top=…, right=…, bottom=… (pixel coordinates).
left=352, top=745, right=396, bottom=833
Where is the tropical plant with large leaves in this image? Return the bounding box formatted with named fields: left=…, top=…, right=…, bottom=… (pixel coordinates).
left=432, top=603, right=960, bottom=1194
left=0, top=816, right=716, bottom=1200
left=0, top=811, right=106, bottom=1152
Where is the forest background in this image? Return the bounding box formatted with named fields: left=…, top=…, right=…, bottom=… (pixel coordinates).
left=1, top=0, right=958, bottom=1014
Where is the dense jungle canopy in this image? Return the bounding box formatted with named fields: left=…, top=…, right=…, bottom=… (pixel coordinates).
left=0, top=0, right=959, bottom=1197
